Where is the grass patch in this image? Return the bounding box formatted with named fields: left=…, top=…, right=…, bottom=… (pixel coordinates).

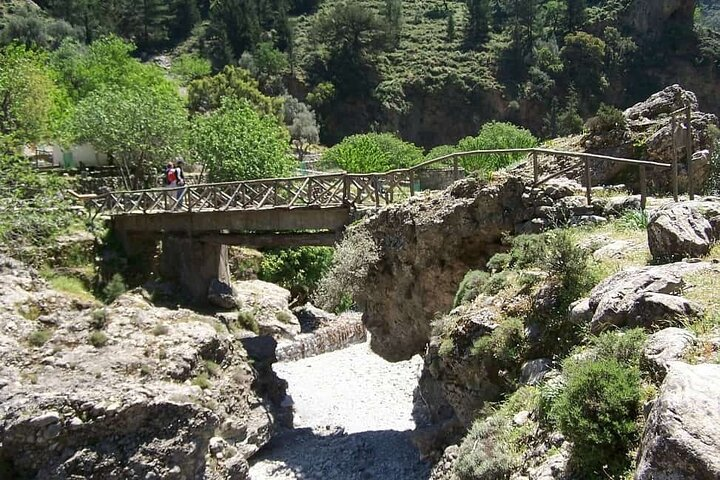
left=204, top=360, right=221, bottom=377
left=41, top=269, right=95, bottom=302
left=88, top=331, right=108, bottom=348
left=192, top=373, right=212, bottom=389
left=237, top=310, right=260, bottom=334
left=275, top=310, right=294, bottom=323
left=18, top=302, right=42, bottom=321
left=27, top=328, right=52, bottom=347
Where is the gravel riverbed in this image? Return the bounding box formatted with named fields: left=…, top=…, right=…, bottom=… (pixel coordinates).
left=248, top=339, right=431, bottom=479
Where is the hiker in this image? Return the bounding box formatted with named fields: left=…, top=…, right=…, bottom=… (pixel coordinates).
left=174, top=158, right=186, bottom=209
left=164, top=162, right=177, bottom=187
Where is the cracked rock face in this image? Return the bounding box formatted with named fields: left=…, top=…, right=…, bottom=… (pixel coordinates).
left=0, top=255, right=285, bottom=479
left=636, top=362, right=720, bottom=480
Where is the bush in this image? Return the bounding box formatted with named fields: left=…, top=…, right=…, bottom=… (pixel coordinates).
left=470, top=316, right=526, bottom=373
left=544, top=230, right=594, bottom=302
left=27, top=328, right=52, bottom=347
left=314, top=228, right=380, bottom=312
left=508, top=234, right=550, bottom=269
left=552, top=358, right=641, bottom=477
left=258, top=247, right=333, bottom=298
left=457, top=122, right=538, bottom=173
left=90, top=308, right=109, bottom=330
left=275, top=310, right=293, bottom=323
left=482, top=271, right=512, bottom=295
left=103, top=273, right=127, bottom=304
left=590, top=328, right=646, bottom=366
left=486, top=253, right=511, bottom=272
left=453, top=270, right=490, bottom=306
left=454, top=414, right=520, bottom=480
left=321, top=132, right=424, bottom=173
left=171, top=53, right=211, bottom=84
left=237, top=310, right=259, bottom=334
left=617, top=209, right=648, bottom=230
left=586, top=103, right=626, bottom=134
left=89, top=330, right=108, bottom=348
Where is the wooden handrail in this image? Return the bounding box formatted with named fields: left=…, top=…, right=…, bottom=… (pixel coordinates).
left=81, top=147, right=680, bottom=216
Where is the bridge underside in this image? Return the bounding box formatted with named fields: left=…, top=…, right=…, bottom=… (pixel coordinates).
left=113, top=206, right=352, bottom=305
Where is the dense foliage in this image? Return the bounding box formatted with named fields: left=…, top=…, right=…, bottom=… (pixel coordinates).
left=190, top=98, right=293, bottom=182
left=321, top=132, right=424, bottom=172
left=258, top=247, right=334, bottom=298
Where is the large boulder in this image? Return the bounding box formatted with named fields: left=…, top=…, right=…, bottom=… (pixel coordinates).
left=647, top=204, right=714, bottom=261
left=641, top=327, right=696, bottom=381
left=635, top=363, right=720, bottom=479
left=207, top=278, right=238, bottom=309
left=584, top=262, right=710, bottom=333
left=0, top=255, right=286, bottom=479
left=234, top=280, right=300, bottom=340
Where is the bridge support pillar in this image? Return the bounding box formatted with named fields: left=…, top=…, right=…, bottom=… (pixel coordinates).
left=160, top=236, right=231, bottom=305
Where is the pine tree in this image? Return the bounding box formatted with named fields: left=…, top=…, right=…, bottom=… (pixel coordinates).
left=447, top=12, right=456, bottom=41
left=566, top=0, right=586, bottom=32
left=171, top=0, right=201, bottom=42
left=466, top=0, right=490, bottom=48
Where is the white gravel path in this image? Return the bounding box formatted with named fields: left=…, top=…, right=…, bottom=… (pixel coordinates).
left=248, top=339, right=430, bottom=480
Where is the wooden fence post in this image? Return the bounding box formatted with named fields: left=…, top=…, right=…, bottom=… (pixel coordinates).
left=409, top=170, right=415, bottom=196
left=374, top=175, right=380, bottom=207
left=532, top=150, right=539, bottom=185
left=453, top=157, right=459, bottom=180
left=584, top=159, right=592, bottom=206
left=671, top=116, right=679, bottom=202
left=639, top=165, right=647, bottom=210
left=343, top=175, right=350, bottom=205
left=686, top=104, right=694, bottom=200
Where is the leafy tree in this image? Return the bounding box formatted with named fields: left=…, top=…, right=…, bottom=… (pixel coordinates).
left=50, top=36, right=175, bottom=102
left=239, top=41, right=289, bottom=94
left=321, top=132, right=423, bottom=173
left=457, top=121, right=537, bottom=172
left=558, top=88, right=583, bottom=135
left=560, top=31, right=607, bottom=98
left=258, top=247, right=334, bottom=298
left=0, top=4, right=81, bottom=49
left=72, top=86, right=188, bottom=189
left=187, top=65, right=283, bottom=117
left=170, top=53, right=211, bottom=85
left=283, top=95, right=320, bottom=159
left=0, top=45, right=64, bottom=153
left=190, top=97, right=293, bottom=182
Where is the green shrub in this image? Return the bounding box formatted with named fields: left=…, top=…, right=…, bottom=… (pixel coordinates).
left=27, top=328, right=52, bottom=347
left=204, top=360, right=221, bottom=377
left=544, top=230, right=594, bottom=302
left=552, top=358, right=641, bottom=477
left=171, top=53, right=211, bottom=84
left=486, top=253, right=511, bottom=272
left=237, top=310, right=259, bottom=334
left=590, top=328, right=646, bottom=366
left=89, top=330, right=109, bottom=348
left=617, top=209, right=648, bottom=230
left=192, top=373, right=212, bottom=389
left=509, top=234, right=550, bottom=269
left=470, top=316, right=526, bottom=372
left=103, top=273, right=127, bottom=304
left=275, top=310, right=293, bottom=323
left=453, top=270, right=490, bottom=307
left=457, top=122, right=538, bottom=173
left=482, top=271, right=512, bottom=295
left=90, top=308, right=109, bottom=330
left=314, top=228, right=380, bottom=312
left=586, top=103, right=626, bottom=133
left=454, top=414, right=520, bottom=480
left=258, top=247, right=333, bottom=298
left=321, top=132, right=424, bottom=173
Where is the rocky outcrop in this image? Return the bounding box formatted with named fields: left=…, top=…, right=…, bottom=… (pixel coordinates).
left=0, top=255, right=286, bottom=479
left=234, top=280, right=300, bottom=340
left=648, top=204, right=714, bottom=261
left=573, top=261, right=710, bottom=333
left=626, top=0, right=695, bottom=42
left=636, top=362, right=720, bottom=479
left=642, top=328, right=696, bottom=381
left=275, top=312, right=367, bottom=362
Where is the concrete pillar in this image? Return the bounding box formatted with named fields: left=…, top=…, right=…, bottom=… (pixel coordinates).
left=161, top=236, right=231, bottom=304
left=111, top=227, right=160, bottom=286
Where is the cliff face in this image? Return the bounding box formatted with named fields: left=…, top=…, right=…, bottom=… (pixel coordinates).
left=0, top=255, right=287, bottom=479
left=357, top=177, right=531, bottom=362
left=626, top=0, right=696, bottom=41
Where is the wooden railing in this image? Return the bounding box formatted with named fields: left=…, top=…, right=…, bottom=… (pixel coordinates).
left=74, top=147, right=682, bottom=216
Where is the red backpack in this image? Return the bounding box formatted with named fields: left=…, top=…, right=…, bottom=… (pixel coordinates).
left=166, top=168, right=177, bottom=184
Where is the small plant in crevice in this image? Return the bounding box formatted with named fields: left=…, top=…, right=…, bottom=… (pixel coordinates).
left=89, top=330, right=109, bottom=348
left=192, top=373, right=212, bottom=389
left=27, top=328, right=52, bottom=347
left=204, top=360, right=221, bottom=377
left=90, top=308, right=110, bottom=330
left=453, top=270, right=490, bottom=307
left=275, top=310, right=294, bottom=324
left=237, top=310, right=260, bottom=334
left=102, top=273, right=127, bottom=304
left=470, top=316, right=527, bottom=376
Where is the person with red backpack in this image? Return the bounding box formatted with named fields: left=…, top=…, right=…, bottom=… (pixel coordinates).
left=175, top=158, right=186, bottom=209
left=164, top=162, right=177, bottom=187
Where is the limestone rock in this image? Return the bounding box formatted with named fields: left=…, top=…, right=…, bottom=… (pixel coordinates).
left=647, top=204, right=714, bottom=261
left=207, top=278, right=238, bottom=309
left=521, top=359, right=553, bottom=386
left=234, top=280, right=300, bottom=340
left=292, top=303, right=337, bottom=333
left=585, top=261, right=711, bottom=333
left=0, top=254, right=285, bottom=480
left=636, top=363, right=720, bottom=480
left=642, top=328, right=696, bottom=381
